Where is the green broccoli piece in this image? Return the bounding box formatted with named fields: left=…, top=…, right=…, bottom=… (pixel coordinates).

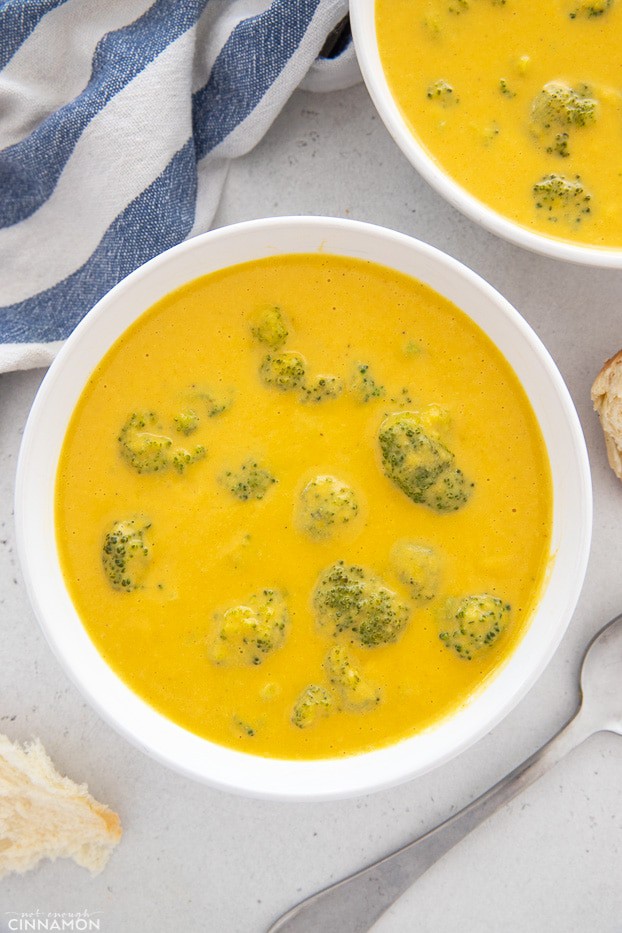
left=530, top=82, right=597, bottom=156
left=296, top=475, right=359, bottom=540
left=482, top=122, right=501, bottom=146
left=403, top=338, right=424, bottom=357
left=232, top=716, right=259, bottom=738
left=300, top=373, right=343, bottom=403
left=324, top=645, right=381, bottom=712
left=390, top=540, right=442, bottom=603
left=210, top=589, right=289, bottom=666
left=221, top=459, right=276, bottom=501
left=388, top=386, right=414, bottom=407
left=118, top=411, right=172, bottom=474
left=259, top=352, right=306, bottom=391
left=291, top=684, right=333, bottom=728
left=173, top=408, right=200, bottom=435
left=119, top=411, right=208, bottom=476
left=350, top=363, right=385, bottom=403
left=439, top=594, right=511, bottom=660
left=422, top=466, right=472, bottom=513
left=532, top=173, right=593, bottom=225
left=531, top=82, right=597, bottom=130
left=547, top=132, right=570, bottom=158
left=250, top=305, right=289, bottom=349
left=102, top=519, right=151, bottom=591
left=313, top=560, right=411, bottom=648
left=568, top=0, right=612, bottom=16
left=427, top=79, right=459, bottom=106
left=189, top=385, right=233, bottom=418
left=378, top=411, right=473, bottom=512
left=379, top=413, right=453, bottom=487
left=499, top=78, right=516, bottom=99
left=172, top=445, right=206, bottom=474
left=422, top=11, right=442, bottom=36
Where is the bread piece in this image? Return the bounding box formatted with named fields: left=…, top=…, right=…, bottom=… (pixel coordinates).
left=591, top=350, right=622, bottom=480
left=0, top=733, right=121, bottom=879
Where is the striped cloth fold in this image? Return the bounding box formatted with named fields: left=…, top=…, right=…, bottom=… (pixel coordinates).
left=0, top=0, right=357, bottom=373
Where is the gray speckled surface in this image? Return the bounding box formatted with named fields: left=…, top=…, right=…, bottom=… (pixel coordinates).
left=2, top=81, right=622, bottom=933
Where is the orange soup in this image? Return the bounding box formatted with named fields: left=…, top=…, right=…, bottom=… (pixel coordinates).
left=376, top=0, right=622, bottom=247
left=55, top=254, right=552, bottom=759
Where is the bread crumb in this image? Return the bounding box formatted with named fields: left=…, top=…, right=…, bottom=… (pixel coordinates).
left=0, top=733, right=121, bottom=879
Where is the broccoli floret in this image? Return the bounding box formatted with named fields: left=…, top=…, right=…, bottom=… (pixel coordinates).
left=439, top=594, right=511, bottom=660
left=568, top=0, right=612, bottom=16
left=260, top=352, right=306, bottom=391
left=531, top=82, right=597, bottom=130
left=427, top=79, right=459, bottom=106
left=221, top=459, right=276, bottom=500
left=378, top=411, right=473, bottom=513
left=379, top=412, right=451, bottom=488
left=102, top=519, right=151, bottom=591
left=389, top=386, right=414, bottom=407
left=118, top=411, right=206, bottom=475
left=499, top=78, right=516, bottom=99
left=172, top=445, right=206, bottom=474
left=296, top=475, right=359, bottom=540
left=350, top=363, right=385, bottom=403
left=422, top=12, right=442, bottom=36
left=250, top=305, right=289, bottom=349
left=118, top=411, right=172, bottom=473
left=390, top=540, right=442, bottom=603
left=547, top=132, right=570, bottom=158
left=532, top=173, right=593, bottom=225
left=482, top=122, right=500, bottom=146
left=291, top=684, right=333, bottom=728
left=324, top=645, right=381, bottom=712
left=403, top=338, right=424, bottom=357
left=210, top=589, right=289, bottom=666
left=422, top=466, right=472, bottom=513
left=232, top=716, right=258, bottom=738
left=300, top=373, right=343, bottom=403
left=530, top=82, right=597, bottom=156
left=313, top=560, right=410, bottom=648
left=189, top=385, right=233, bottom=418
left=173, top=408, right=200, bottom=435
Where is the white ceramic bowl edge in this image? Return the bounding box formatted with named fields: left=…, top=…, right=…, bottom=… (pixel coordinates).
left=15, top=217, right=592, bottom=800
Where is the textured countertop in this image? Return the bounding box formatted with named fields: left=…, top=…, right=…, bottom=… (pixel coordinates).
left=2, top=81, right=622, bottom=933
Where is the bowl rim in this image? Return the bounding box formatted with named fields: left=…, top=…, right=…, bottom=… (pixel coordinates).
left=349, top=0, right=622, bottom=268
left=15, top=215, right=592, bottom=801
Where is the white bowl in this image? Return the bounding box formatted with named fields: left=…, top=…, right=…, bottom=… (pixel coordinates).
left=15, top=217, right=592, bottom=800
left=350, top=0, right=622, bottom=268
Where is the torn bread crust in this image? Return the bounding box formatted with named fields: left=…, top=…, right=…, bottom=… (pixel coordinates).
left=0, top=733, right=121, bottom=879
left=591, top=349, right=622, bottom=480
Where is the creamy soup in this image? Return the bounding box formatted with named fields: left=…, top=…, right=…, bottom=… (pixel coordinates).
left=375, top=0, right=622, bottom=247
left=55, top=254, right=552, bottom=759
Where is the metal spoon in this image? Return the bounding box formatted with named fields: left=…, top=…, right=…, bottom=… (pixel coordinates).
left=268, top=613, right=622, bottom=933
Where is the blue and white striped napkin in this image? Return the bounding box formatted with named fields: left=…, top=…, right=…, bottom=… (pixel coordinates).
left=0, top=0, right=358, bottom=373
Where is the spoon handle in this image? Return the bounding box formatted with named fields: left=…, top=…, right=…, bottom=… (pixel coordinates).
left=268, top=708, right=594, bottom=933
